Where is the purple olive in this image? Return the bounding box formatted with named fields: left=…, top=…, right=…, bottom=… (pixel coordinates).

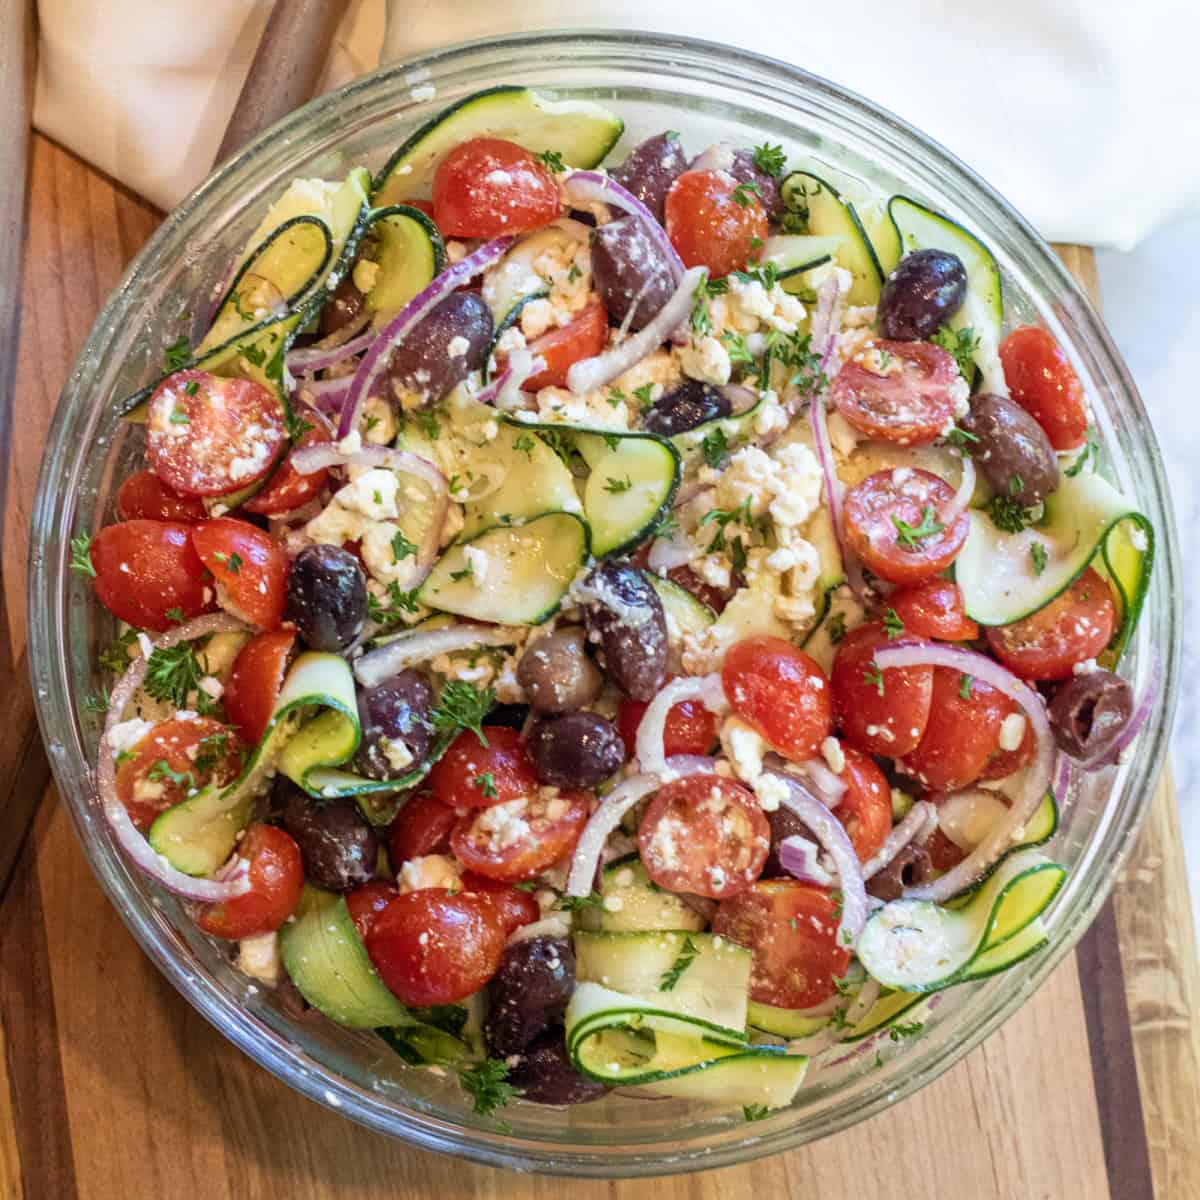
left=354, top=670, right=434, bottom=780
left=642, top=379, right=731, bottom=436
left=527, top=712, right=625, bottom=788
left=276, top=779, right=379, bottom=893
left=580, top=562, right=668, bottom=700
left=508, top=1031, right=607, bottom=1105
left=591, top=217, right=675, bottom=331
left=485, top=937, right=576, bottom=1057
left=611, top=132, right=688, bottom=222
left=284, top=544, right=368, bottom=652
left=386, top=292, right=493, bottom=406
left=878, top=249, right=968, bottom=341
left=960, top=393, right=1061, bottom=506
left=1048, top=669, right=1133, bottom=761
left=728, top=147, right=785, bottom=221
left=866, top=841, right=933, bottom=901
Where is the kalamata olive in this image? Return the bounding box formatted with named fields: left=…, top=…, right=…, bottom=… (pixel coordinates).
left=728, top=147, right=785, bottom=220
left=517, top=626, right=604, bottom=714
left=319, top=273, right=368, bottom=337
left=1048, top=669, right=1133, bottom=761
left=386, top=292, right=493, bottom=406
left=960, top=392, right=1061, bottom=506
left=580, top=562, right=668, bottom=701
left=354, top=669, right=434, bottom=780
left=762, top=803, right=812, bottom=878
left=877, top=249, right=968, bottom=341
left=508, top=1030, right=607, bottom=1105
left=275, top=778, right=379, bottom=892
left=642, top=378, right=731, bottom=436
left=482, top=702, right=531, bottom=731
left=591, top=217, right=676, bottom=331
left=528, top=712, right=625, bottom=788
left=611, top=131, right=688, bottom=222
left=866, top=841, right=933, bottom=902
left=484, top=937, right=576, bottom=1057
left=284, top=544, right=368, bottom=652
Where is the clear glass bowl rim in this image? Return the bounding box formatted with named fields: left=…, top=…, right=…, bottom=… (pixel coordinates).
left=26, top=27, right=1182, bottom=1178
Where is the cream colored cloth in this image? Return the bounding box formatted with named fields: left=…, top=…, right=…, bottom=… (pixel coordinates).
left=34, top=0, right=1200, bottom=249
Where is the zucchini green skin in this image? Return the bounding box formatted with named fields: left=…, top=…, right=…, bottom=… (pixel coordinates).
left=362, top=203, right=446, bottom=325
left=579, top=854, right=707, bottom=933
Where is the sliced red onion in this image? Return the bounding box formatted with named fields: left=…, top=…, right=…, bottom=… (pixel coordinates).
left=799, top=758, right=848, bottom=808
left=688, top=142, right=736, bottom=174
left=874, top=642, right=1055, bottom=903
left=566, top=265, right=705, bottom=396
left=718, top=383, right=759, bottom=416
left=564, top=755, right=713, bottom=897
left=646, top=525, right=695, bottom=572
left=778, top=835, right=834, bottom=887
left=1053, top=753, right=1072, bottom=799
left=768, top=769, right=867, bottom=948
left=297, top=374, right=354, bottom=418
left=354, top=623, right=523, bottom=689
left=861, top=801, right=938, bottom=881
left=287, top=327, right=375, bottom=374
left=810, top=391, right=867, bottom=605
left=483, top=349, right=545, bottom=410
left=97, top=613, right=253, bottom=902
left=810, top=271, right=848, bottom=370
left=941, top=453, right=977, bottom=527
left=475, top=365, right=513, bottom=407
left=635, top=674, right=728, bottom=778
left=562, top=170, right=684, bottom=282
left=1076, top=651, right=1162, bottom=769
left=338, top=237, right=512, bottom=439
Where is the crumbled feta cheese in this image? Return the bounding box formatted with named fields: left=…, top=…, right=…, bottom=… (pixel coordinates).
left=820, top=735, right=846, bottom=775
left=998, top=713, right=1027, bottom=752
left=725, top=277, right=807, bottom=334
left=237, top=932, right=280, bottom=986
left=446, top=335, right=470, bottom=358
left=338, top=430, right=363, bottom=456
left=381, top=737, right=414, bottom=772
left=363, top=396, right=397, bottom=444
left=462, top=545, right=490, bottom=585
left=397, top=854, right=461, bottom=894
left=485, top=169, right=513, bottom=186
left=306, top=501, right=367, bottom=548
left=949, top=374, right=971, bottom=419
left=352, top=258, right=381, bottom=294
left=721, top=716, right=767, bottom=785
left=1072, top=658, right=1098, bottom=675
left=108, top=717, right=155, bottom=757
left=678, top=335, right=732, bottom=386
left=753, top=773, right=790, bottom=813
left=475, top=799, right=532, bottom=852
left=336, top=468, right=400, bottom=521
left=519, top=297, right=555, bottom=340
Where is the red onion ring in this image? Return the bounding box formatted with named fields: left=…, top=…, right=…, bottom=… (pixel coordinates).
left=940, top=453, right=977, bottom=528
left=778, top=835, right=834, bottom=887
left=810, top=392, right=868, bottom=605
left=874, top=641, right=1055, bottom=903
left=354, top=623, right=524, bottom=689
left=718, top=383, right=759, bottom=416
left=287, top=327, right=375, bottom=375
left=97, top=614, right=254, bottom=902
left=799, top=758, right=848, bottom=808
left=635, top=674, right=728, bottom=778
left=810, top=271, right=848, bottom=371
left=566, top=266, right=705, bottom=396
left=1053, top=753, right=1072, bottom=799
left=338, top=237, right=512, bottom=439
left=861, top=801, right=938, bottom=881
left=1075, top=651, right=1162, bottom=769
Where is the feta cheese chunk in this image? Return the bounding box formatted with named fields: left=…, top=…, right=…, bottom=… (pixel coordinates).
left=237, top=932, right=281, bottom=986
left=397, top=854, right=462, bottom=894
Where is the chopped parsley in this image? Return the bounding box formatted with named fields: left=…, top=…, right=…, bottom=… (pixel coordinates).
left=147, top=759, right=196, bottom=791
left=699, top=498, right=768, bottom=561
left=566, top=262, right=582, bottom=283
left=943, top=424, right=979, bottom=451
left=240, top=340, right=267, bottom=368
left=731, top=181, right=762, bottom=208
left=457, top=1059, right=518, bottom=1117
left=751, top=142, right=787, bottom=178
left=144, top=643, right=215, bottom=713
left=930, top=325, right=979, bottom=378
left=986, top=493, right=1034, bottom=534
left=659, top=934, right=700, bottom=990
left=512, top=433, right=536, bottom=457
left=284, top=405, right=313, bottom=442
left=863, top=664, right=885, bottom=696
left=883, top=608, right=905, bottom=638
left=367, top=580, right=422, bottom=625
left=720, top=329, right=756, bottom=367
left=391, top=530, right=418, bottom=562
left=632, top=382, right=656, bottom=411
left=213, top=550, right=243, bottom=574
left=474, top=772, right=498, bottom=799
left=194, top=730, right=232, bottom=776
left=164, top=607, right=185, bottom=623
left=700, top=426, right=729, bottom=469
left=98, top=629, right=138, bottom=675
left=891, top=505, right=944, bottom=551
left=80, top=691, right=109, bottom=716
left=760, top=328, right=824, bottom=393
left=536, top=149, right=565, bottom=173
left=743, top=1103, right=772, bottom=1122
left=603, top=475, right=632, bottom=494
left=689, top=272, right=728, bottom=336
left=832, top=974, right=855, bottom=997
left=163, top=336, right=192, bottom=372
left=1065, top=432, right=1099, bottom=478
left=1030, top=541, right=1048, bottom=575
left=431, top=680, right=495, bottom=747
left=184, top=380, right=199, bottom=396
left=889, top=1020, right=924, bottom=1042
left=959, top=674, right=973, bottom=699
left=646, top=510, right=679, bottom=540
left=731, top=259, right=780, bottom=292
left=417, top=412, right=441, bottom=441
left=449, top=564, right=474, bottom=583
left=556, top=891, right=605, bottom=912
left=512, top=881, right=539, bottom=893
left=168, top=407, right=190, bottom=425
left=69, top=533, right=96, bottom=577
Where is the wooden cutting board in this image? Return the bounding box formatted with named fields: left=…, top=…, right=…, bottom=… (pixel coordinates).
left=1, top=136, right=1198, bottom=1200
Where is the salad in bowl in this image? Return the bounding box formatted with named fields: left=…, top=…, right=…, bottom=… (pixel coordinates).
left=72, top=83, right=1155, bottom=1123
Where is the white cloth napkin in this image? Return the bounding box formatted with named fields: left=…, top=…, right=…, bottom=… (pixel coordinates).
left=33, top=0, right=1200, bottom=249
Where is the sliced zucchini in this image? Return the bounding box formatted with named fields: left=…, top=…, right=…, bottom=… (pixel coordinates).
left=482, top=225, right=576, bottom=326
left=953, top=790, right=1060, bottom=899
left=670, top=397, right=767, bottom=467
left=762, top=233, right=844, bottom=280
left=856, top=851, right=1066, bottom=992
left=960, top=916, right=1050, bottom=980
left=887, top=196, right=1004, bottom=392
left=747, top=1000, right=834, bottom=1039
left=650, top=575, right=716, bottom=638
left=374, top=86, right=623, bottom=203
left=577, top=432, right=680, bottom=556
left=362, top=204, right=446, bottom=325
left=279, top=886, right=409, bottom=1027
left=418, top=511, right=588, bottom=624
left=840, top=989, right=928, bottom=1042
left=955, top=471, right=1153, bottom=663
left=579, top=856, right=707, bottom=934
left=779, top=171, right=883, bottom=305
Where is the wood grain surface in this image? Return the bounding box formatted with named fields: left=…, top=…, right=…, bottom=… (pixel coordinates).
left=1, top=134, right=1197, bottom=1199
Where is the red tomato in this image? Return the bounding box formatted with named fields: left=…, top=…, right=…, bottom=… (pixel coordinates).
left=365, top=889, right=506, bottom=1005
left=830, top=340, right=959, bottom=445
left=90, top=519, right=214, bottom=631
left=345, top=881, right=398, bottom=942
left=451, top=790, right=590, bottom=883
left=835, top=744, right=892, bottom=862
left=926, top=826, right=967, bottom=873
left=831, top=623, right=933, bottom=758
left=428, top=726, right=539, bottom=809
left=638, top=775, right=769, bottom=899
left=843, top=468, right=969, bottom=585
left=999, top=326, right=1088, bottom=451
left=722, top=636, right=833, bottom=761
left=115, top=717, right=245, bottom=832
left=242, top=404, right=334, bottom=517
left=521, top=302, right=609, bottom=391
left=665, top=169, right=768, bottom=277
left=979, top=709, right=1036, bottom=780
left=888, top=578, right=979, bottom=642
left=191, top=518, right=288, bottom=629
left=984, top=566, right=1116, bottom=681
left=432, top=138, right=560, bottom=238
left=617, top=684, right=718, bottom=759
left=389, top=792, right=458, bottom=864
left=713, top=882, right=851, bottom=1009
left=459, top=871, right=541, bottom=936
left=117, top=469, right=208, bottom=523
left=899, top=668, right=1010, bottom=791
left=398, top=198, right=436, bottom=219
left=223, top=629, right=295, bottom=744
left=145, top=370, right=286, bottom=497
left=196, top=823, right=304, bottom=940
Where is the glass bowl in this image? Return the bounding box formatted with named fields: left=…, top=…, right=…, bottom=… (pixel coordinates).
left=27, top=29, right=1181, bottom=1177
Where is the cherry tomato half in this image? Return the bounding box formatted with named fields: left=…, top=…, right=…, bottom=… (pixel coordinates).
left=223, top=629, right=295, bottom=744
left=617, top=683, right=718, bottom=759
left=191, top=518, right=289, bottom=630
left=115, top=717, right=245, bottom=833
left=90, top=519, right=214, bottom=631
left=830, top=622, right=933, bottom=758
left=145, top=370, right=286, bottom=498
left=196, top=823, right=304, bottom=940
left=713, top=881, right=851, bottom=1009
left=835, top=744, right=892, bottom=862
left=984, top=566, right=1116, bottom=681
left=722, top=635, right=833, bottom=761
left=522, top=302, right=609, bottom=391
left=638, top=775, right=769, bottom=900
left=665, top=169, right=768, bottom=277
left=242, top=404, right=334, bottom=517
left=831, top=340, right=959, bottom=445
left=432, top=138, right=560, bottom=238
left=999, top=326, right=1088, bottom=451
left=459, top=871, right=541, bottom=936
left=888, top=578, right=979, bottom=642
left=843, top=468, right=969, bottom=585
left=451, top=790, right=590, bottom=883
left=365, top=889, right=506, bottom=1005
left=389, top=792, right=458, bottom=865
left=345, top=881, right=399, bottom=942
left=979, top=711, right=1036, bottom=780
left=116, top=469, right=208, bottom=523
left=429, top=726, right=539, bottom=809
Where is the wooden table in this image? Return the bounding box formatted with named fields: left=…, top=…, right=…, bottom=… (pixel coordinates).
left=2, top=134, right=1199, bottom=1200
